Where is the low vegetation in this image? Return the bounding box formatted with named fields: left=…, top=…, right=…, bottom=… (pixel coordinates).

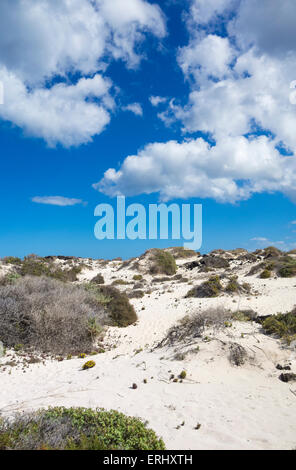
left=0, top=407, right=165, bottom=450
left=260, top=269, right=272, bottom=279
left=157, top=307, right=231, bottom=348
left=186, top=275, right=251, bottom=298
left=169, top=247, right=197, bottom=259
left=186, top=275, right=223, bottom=298
left=261, top=309, right=296, bottom=344
left=0, top=277, right=137, bottom=356
left=90, top=273, right=105, bottom=285
left=88, top=285, right=138, bottom=327
left=149, top=250, right=177, bottom=276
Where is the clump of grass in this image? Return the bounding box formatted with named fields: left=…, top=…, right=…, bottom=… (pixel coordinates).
left=260, top=269, right=272, bottom=279
left=170, top=247, right=197, bottom=259
left=179, top=370, right=187, bottom=379
left=112, top=279, right=130, bottom=286
left=157, top=307, right=231, bottom=348
left=2, top=257, right=22, bottom=265
left=232, top=310, right=256, bottom=322
left=186, top=275, right=223, bottom=298
left=18, top=258, right=83, bottom=282
left=133, top=274, right=143, bottom=281
left=0, top=407, right=165, bottom=450
left=128, top=290, right=145, bottom=299
left=150, top=250, right=177, bottom=276
left=90, top=273, right=105, bottom=285
left=82, top=360, right=96, bottom=370
left=0, top=276, right=109, bottom=355
left=229, top=343, right=247, bottom=366
left=278, top=258, right=296, bottom=278
left=225, top=277, right=251, bottom=294
left=262, top=309, right=296, bottom=344
left=92, top=285, right=138, bottom=327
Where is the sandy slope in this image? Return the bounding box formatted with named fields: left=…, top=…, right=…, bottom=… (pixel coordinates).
left=0, top=251, right=296, bottom=450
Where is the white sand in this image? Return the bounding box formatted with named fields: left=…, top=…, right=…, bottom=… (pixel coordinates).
left=1, top=252, right=296, bottom=450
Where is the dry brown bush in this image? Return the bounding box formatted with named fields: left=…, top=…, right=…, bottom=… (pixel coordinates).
left=0, top=276, right=109, bottom=355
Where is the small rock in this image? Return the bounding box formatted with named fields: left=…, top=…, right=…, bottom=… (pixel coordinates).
left=279, top=373, right=296, bottom=383
left=276, top=364, right=291, bottom=371
left=132, top=383, right=138, bottom=389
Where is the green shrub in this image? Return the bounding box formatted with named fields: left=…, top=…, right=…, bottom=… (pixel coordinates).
left=276, top=256, right=296, bottom=278
left=262, top=310, right=296, bottom=343
left=170, top=247, right=197, bottom=259
left=18, top=259, right=82, bottom=282
left=150, top=250, right=177, bottom=276
left=260, top=269, right=272, bottom=279
left=90, top=274, right=105, bottom=284
left=82, top=360, right=96, bottom=370
left=0, top=407, right=165, bottom=450
left=128, top=290, right=145, bottom=299
left=133, top=274, right=143, bottom=281
left=179, top=370, right=187, bottom=379
left=92, top=285, right=138, bottom=327
left=186, top=275, right=223, bottom=298
left=225, top=277, right=251, bottom=294
left=2, top=257, right=22, bottom=265
left=112, top=279, right=129, bottom=286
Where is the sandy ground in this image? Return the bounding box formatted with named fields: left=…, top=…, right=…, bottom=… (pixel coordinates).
left=0, top=252, right=296, bottom=450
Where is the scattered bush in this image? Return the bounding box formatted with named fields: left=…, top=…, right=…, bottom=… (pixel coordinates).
left=133, top=274, right=143, bottom=281
left=260, top=269, right=272, bottom=279
left=157, top=307, right=231, bottom=348
left=112, top=279, right=130, bottom=286
left=225, top=277, right=251, bottom=294
left=128, top=290, right=145, bottom=299
left=90, top=274, right=105, bottom=285
left=82, top=360, right=96, bottom=370
left=2, top=257, right=22, bottom=265
left=18, top=258, right=82, bottom=282
left=186, top=275, right=223, bottom=298
left=92, top=285, right=138, bottom=327
left=169, top=247, right=197, bottom=259
left=262, top=310, right=296, bottom=343
left=232, top=310, right=257, bottom=322
left=229, top=343, right=247, bottom=366
left=179, top=370, right=187, bottom=379
left=0, top=276, right=109, bottom=355
left=0, top=407, right=165, bottom=450
left=150, top=250, right=177, bottom=276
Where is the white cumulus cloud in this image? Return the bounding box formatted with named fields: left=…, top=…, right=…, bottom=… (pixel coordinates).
left=97, top=0, right=296, bottom=204
left=122, top=103, right=143, bottom=116
left=0, top=0, right=166, bottom=146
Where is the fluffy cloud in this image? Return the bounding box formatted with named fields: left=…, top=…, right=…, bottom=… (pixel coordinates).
left=178, top=34, right=235, bottom=82
left=32, top=196, right=85, bottom=206
left=122, top=103, right=143, bottom=116
left=188, top=0, right=236, bottom=26
left=97, top=0, right=296, bottom=203
left=149, top=96, right=167, bottom=107
left=229, top=0, right=296, bottom=58
left=0, top=71, right=112, bottom=147
left=0, top=0, right=165, bottom=146
left=94, top=134, right=296, bottom=203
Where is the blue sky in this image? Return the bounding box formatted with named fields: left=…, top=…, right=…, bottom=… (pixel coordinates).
left=0, top=0, right=295, bottom=259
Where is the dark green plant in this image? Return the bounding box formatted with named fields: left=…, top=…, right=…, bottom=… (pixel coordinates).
left=150, top=250, right=177, bottom=276
left=262, top=310, right=296, bottom=343
left=260, top=269, right=271, bottom=279
left=92, top=285, right=137, bottom=327
left=186, top=275, right=223, bottom=298
left=0, top=407, right=165, bottom=450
